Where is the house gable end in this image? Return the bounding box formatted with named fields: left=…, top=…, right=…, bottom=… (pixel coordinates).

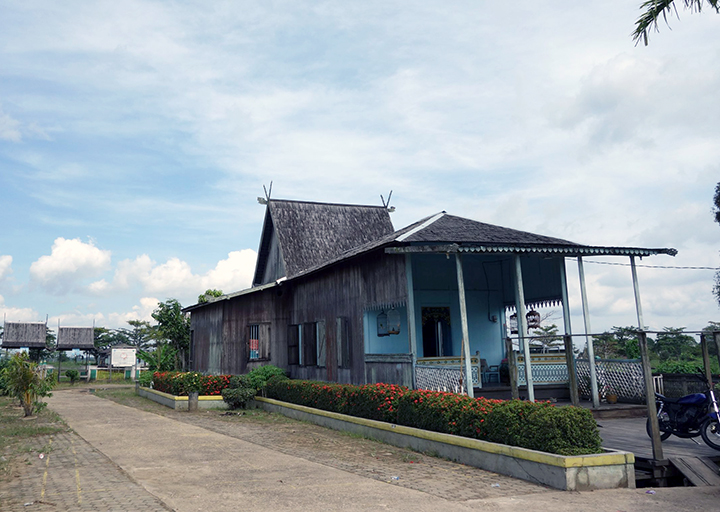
left=252, top=208, right=287, bottom=286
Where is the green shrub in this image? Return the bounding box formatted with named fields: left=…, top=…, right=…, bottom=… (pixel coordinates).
left=1, top=353, right=55, bottom=416
left=183, top=372, right=203, bottom=393
left=484, top=400, right=602, bottom=455
left=137, top=371, right=153, bottom=388
left=247, top=365, right=286, bottom=390
left=229, top=374, right=252, bottom=389
left=654, top=361, right=700, bottom=374
left=221, top=387, right=257, bottom=409
left=65, top=369, right=80, bottom=385
left=265, top=379, right=603, bottom=456
left=152, top=371, right=232, bottom=396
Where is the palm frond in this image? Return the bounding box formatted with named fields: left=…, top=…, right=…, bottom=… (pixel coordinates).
left=633, top=0, right=720, bottom=46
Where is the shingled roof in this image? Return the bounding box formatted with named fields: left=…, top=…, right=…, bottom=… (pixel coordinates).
left=1, top=321, right=47, bottom=349
left=252, top=199, right=394, bottom=285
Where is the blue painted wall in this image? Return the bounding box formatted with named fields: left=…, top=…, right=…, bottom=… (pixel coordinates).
left=364, top=307, right=410, bottom=354
left=409, top=254, right=508, bottom=366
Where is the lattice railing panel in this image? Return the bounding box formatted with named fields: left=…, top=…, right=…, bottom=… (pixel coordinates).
left=575, top=359, right=645, bottom=402
left=516, top=363, right=569, bottom=385
left=415, top=365, right=469, bottom=394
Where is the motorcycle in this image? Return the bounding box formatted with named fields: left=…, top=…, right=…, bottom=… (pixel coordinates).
left=646, top=375, right=720, bottom=451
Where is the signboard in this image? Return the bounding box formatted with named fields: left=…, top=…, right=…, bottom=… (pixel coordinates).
left=111, top=348, right=136, bottom=367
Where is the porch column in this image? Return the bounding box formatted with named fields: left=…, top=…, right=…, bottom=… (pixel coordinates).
left=630, top=255, right=668, bottom=456
left=577, top=256, right=599, bottom=408
left=513, top=255, right=535, bottom=402
left=630, top=256, right=645, bottom=329
left=559, top=258, right=579, bottom=406
left=455, top=253, right=475, bottom=398
left=405, top=254, right=418, bottom=389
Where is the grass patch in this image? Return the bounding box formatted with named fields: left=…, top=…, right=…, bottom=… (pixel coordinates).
left=0, top=396, right=68, bottom=482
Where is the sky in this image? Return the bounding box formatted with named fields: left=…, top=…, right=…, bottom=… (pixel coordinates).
left=1, top=1, right=719, bottom=337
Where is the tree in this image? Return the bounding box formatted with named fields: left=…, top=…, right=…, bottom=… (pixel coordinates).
left=653, top=327, right=698, bottom=361
left=198, top=289, right=223, bottom=304
left=92, top=327, right=128, bottom=359
left=116, top=320, right=156, bottom=351
left=529, top=324, right=564, bottom=352
left=137, top=344, right=177, bottom=372
left=1, top=352, right=55, bottom=417
left=633, top=0, right=720, bottom=45
left=152, top=299, right=191, bottom=370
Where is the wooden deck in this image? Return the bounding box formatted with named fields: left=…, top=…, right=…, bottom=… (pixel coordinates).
left=599, top=417, right=720, bottom=459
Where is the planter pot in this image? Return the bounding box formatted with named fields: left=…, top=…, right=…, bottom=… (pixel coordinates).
left=188, top=391, right=199, bottom=412
left=606, top=393, right=618, bottom=404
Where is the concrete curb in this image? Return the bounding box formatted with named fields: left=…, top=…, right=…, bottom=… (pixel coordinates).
left=255, top=397, right=636, bottom=491
left=137, top=387, right=228, bottom=410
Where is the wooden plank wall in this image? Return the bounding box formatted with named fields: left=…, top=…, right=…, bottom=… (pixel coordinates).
left=191, top=249, right=408, bottom=384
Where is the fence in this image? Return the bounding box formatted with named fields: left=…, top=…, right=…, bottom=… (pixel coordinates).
left=415, top=365, right=469, bottom=394
left=576, top=359, right=646, bottom=403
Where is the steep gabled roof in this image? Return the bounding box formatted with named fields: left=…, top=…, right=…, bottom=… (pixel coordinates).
left=252, top=199, right=394, bottom=284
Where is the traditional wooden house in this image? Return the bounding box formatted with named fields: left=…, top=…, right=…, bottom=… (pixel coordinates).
left=185, top=199, right=676, bottom=399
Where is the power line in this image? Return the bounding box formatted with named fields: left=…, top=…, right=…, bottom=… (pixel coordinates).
left=584, top=260, right=719, bottom=270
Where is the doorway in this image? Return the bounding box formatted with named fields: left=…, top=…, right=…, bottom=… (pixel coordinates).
left=421, top=307, right=452, bottom=357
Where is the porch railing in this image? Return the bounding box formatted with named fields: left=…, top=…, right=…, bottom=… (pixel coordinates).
left=415, top=356, right=480, bottom=393
left=575, top=359, right=645, bottom=403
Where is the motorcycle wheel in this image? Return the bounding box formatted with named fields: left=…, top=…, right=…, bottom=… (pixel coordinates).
left=646, top=417, right=672, bottom=441
left=700, top=418, right=720, bottom=451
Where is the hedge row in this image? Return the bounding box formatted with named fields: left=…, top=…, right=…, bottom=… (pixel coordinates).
left=151, top=371, right=232, bottom=396
left=265, top=379, right=602, bottom=456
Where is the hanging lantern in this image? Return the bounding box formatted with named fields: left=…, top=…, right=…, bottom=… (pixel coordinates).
left=377, top=310, right=389, bottom=337
left=387, top=307, right=401, bottom=335
left=509, top=313, right=518, bottom=334
left=526, top=309, right=541, bottom=329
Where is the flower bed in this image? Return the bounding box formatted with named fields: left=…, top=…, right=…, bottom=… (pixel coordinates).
left=266, top=380, right=602, bottom=456
left=151, top=371, right=232, bottom=396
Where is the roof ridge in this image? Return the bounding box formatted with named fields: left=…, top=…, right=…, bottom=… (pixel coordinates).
left=268, top=198, right=387, bottom=209
left=395, top=212, right=446, bottom=242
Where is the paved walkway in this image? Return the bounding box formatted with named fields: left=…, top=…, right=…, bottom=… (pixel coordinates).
left=4, top=389, right=720, bottom=511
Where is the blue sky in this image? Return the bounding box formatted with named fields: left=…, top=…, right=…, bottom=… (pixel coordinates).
left=1, top=1, right=719, bottom=334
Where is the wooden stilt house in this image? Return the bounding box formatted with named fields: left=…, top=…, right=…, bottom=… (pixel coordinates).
left=184, top=198, right=676, bottom=398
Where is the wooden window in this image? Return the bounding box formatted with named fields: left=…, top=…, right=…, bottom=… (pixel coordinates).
left=248, top=323, right=270, bottom=361
left=302, top=322, right=317, bottom=366
left=288, top=325, right=300, bottom=365
left=336, top=317, right=351, bottom=369
left=316, top=320, right=326, bottom=368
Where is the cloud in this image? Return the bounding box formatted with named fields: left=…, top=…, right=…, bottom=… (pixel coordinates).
left=89, top=249, right=257, bottom=299
left=0, top=255, right=11, bottom=280
left=0, top=294, right=39, bottom=322
left=0, top=106, right=21, bottom=142
left=30, top=238, right=112, bottom=294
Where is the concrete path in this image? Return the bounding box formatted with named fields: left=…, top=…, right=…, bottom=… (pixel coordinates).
left=25, top=389, right=720, bottom=511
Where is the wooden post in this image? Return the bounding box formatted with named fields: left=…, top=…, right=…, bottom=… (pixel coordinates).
left=405, top=254, right=418, bottom=389
left=559, top=258, right=579, bottom=406
left=577, top=257, right=599, bottom=408
left=455, top=254, right=474, bottom=398
left=505, top=336, right=519, bottom=399
left=639, top=331, right=664, bottom=461
left=513, top=255, right=534, bottom=402
left=57, top=350, right=62, bottom=383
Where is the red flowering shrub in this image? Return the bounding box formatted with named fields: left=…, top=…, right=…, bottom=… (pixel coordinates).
left=152, top=371, right=232, bottom=396
left=265, top=379, right=603, bottom=455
